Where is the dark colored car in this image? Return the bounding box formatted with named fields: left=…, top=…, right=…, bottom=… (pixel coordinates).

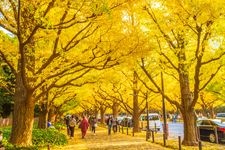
left=197, top=119, right=225, bottom=143
left=120, top=117, right=133, bottom=127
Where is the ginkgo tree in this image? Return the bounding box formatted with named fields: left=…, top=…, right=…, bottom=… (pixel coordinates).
left=140, top=0, right=225, bottom=146
left=0, top=0, right=128, bottom=146
left=196, top=91, right=222, bottom=118
left=37, top=85, right=78, bottom=129
left=93, top=63, right=164, bottom=132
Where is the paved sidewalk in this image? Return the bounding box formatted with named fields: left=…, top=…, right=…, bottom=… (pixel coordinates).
left=52, top=127, right=172, bottom=150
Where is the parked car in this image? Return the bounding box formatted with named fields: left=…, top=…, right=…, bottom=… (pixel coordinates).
left=216, top=113, right=225, bottom=123
left=197, top=119, right=225, bottom=143
left=139, top=113, right=161, bottom=131
left=117, top=116, right=124, bottom=125
left=120, top=117, right=133, bottom=127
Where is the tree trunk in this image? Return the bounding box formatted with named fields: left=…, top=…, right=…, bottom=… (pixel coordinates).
left=210, top=106, right=215, bottom=118
left=48, top=107, right=56, bottom=123
left=38, top=104, right=48, bottom=129
left=182, top=109, right=198, bottom=145
left=55, top=113, right=62, bottom=123
left=10, top=74, right=35, bottom=146
left=178, top=47, right=198, bottom=146
left=133, top=71, right=139, bottom=132
left=100, top=106, right=105, bottom=124
left=112, top=102, right=119, bottom=118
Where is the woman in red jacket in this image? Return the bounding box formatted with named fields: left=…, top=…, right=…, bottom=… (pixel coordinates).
left=80, top=116, right=89, bottom=139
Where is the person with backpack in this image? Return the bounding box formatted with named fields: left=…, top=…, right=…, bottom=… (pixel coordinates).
left=64, top=115, right=71, bottom=136
left=69, top=115, right=76, bottom=139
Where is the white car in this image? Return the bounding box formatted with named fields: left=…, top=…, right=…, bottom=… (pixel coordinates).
left=139, top=113, right=161, bottom=131
left=216, top=113, right=225, bottom=123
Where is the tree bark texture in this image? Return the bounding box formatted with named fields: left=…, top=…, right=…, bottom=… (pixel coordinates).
left=181, top=109, right=198, bottom=145
left=10, top=73, right=35, bottom=146
left=38, top=104, right=48, bottom=129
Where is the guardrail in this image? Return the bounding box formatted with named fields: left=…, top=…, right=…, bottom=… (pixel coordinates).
left=116, top=124, right=223, bottom=150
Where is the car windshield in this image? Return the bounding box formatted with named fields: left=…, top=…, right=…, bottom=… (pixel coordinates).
left=141, top=115, right=159, bottom=121
left=149, top=115, right=159, bottom=120
left=216, top=113, right=225, bottom=117
left=212, top=120, right=225, bottom=126
left=197, top=119, right=225, bottom=126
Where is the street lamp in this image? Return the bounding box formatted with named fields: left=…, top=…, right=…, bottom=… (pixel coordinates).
left=145, top=92, right=150, bottom=141
left=161, top=72, right=168, bottom=146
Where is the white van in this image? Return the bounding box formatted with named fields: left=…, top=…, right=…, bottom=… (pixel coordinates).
left=139, top=113, right=161, bottom=131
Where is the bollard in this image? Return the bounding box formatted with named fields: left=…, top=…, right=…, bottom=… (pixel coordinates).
left=146, top=129, right=149, bottom=141
left=198, top=141, right=202, bottom=150
left=122, top=126, right=124, bottom=134
left=178, top=136, right=181, bottom=150
left=119, top=125, right=120, bottom=132
left=146, top=130, right=148, bottom=141
left=214, top=127, right=219, bottom=144
left=132, top=127, right=134, bottom=136
left=151, top=130, right=154, bottom=143
left=163, top=133, right=166, bottom=146
left=127, top=127, right=128, bottom=135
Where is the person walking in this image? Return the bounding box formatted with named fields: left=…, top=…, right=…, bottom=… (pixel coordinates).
left=107, top=116, right=113, bottom=135
left=91, top=116, right=97, bottom=135
left=112, top=117, right=118, bottom=133
left=80, top=116, right=89, bottom=139
left=69, top=115, right=76, bottom=139
left=64, top=115, right=71, bottom=136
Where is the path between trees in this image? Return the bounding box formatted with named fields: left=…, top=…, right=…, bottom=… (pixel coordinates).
left=52, top=126, right=172, bottom=150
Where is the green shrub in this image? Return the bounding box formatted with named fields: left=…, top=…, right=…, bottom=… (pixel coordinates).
left=32, top=128, right=67, bottom=146
left=2, top=127, right=10, bottom=139
left=53, top=122, right=66, bottom=130
left=1, top=128, right=67, bottom=149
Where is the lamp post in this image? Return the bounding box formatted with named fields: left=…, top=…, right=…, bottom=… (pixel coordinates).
left=161, top=72, right=168, bottom=146
left=146, top=92, right=150, bottom=141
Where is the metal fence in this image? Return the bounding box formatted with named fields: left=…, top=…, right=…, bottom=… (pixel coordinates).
left=117, top=125, right=223, bottom=150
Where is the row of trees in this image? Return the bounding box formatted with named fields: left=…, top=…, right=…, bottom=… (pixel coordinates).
left=1, top=0, right=225, bottom=147
left=79, top=0, right=225, bottom=146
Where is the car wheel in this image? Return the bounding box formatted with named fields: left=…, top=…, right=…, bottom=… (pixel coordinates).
left=209, top=133, right=216, bottom=143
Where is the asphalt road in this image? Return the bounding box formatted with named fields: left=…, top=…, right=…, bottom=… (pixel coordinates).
left=166, top=122, right=184, bottom=138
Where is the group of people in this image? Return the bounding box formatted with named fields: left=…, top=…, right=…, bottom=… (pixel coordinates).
left=64, top=114, right=119, bottom=139
left=65, top=115, right=89, bottom=139
left=106, top=116, right=118, bottom=135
